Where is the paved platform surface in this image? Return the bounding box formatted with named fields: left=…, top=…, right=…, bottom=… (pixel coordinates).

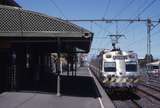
left=0, top=92, right=100, bottom=108
left=0, top=67, right=115, bottom=108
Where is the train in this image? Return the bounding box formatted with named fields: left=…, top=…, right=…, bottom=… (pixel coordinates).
left=146, top=61, right=160, bottom=77
left=89, top=48, right=140, bottom=90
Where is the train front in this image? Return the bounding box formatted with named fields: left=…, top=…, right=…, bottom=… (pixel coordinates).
left=102, top=50, right=140, bottom=90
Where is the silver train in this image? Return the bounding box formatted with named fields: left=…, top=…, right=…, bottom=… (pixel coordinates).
left=89, top=49, right=140, bottom=89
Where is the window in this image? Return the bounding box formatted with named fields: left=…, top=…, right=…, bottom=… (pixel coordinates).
left=126, top=61, right=137, bottom=72
left=104, top=62, right=116, bottom=72
left=152, top=66, right=159, bottom=69
left=106, top=55, right=111, bottom=58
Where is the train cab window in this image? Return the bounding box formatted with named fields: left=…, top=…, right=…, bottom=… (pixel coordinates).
left=126, top=61, right=137, bottom=72
left=104, top=62, right=116, bottom=72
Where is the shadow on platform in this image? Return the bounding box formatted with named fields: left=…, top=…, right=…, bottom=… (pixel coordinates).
left=61, top=76, right=100, bottom=98
left=16, top=75, right=100, bottom=98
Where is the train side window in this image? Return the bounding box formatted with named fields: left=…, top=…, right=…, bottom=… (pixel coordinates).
left=104, top=62, right=116, bottom=72
left=99, top=59, right=102, bottom=70
left=152, top=66, right=159, bottom=69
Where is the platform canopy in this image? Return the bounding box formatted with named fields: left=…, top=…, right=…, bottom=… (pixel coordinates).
left=0, top=0, right=21, bottom=7
left=0, top=5, right=93, bottom=53
left=146, top=61, right=160, bottom=66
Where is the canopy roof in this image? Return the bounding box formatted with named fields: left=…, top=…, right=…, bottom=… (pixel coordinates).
left=0, top=0, right=21, bottom=7
left=146, top=61, right=160, bottom=66
left=0, top=5, right=93, bottom=53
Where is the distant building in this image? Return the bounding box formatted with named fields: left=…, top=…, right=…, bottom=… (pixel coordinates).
left=79, top=54, right=88, bottom=66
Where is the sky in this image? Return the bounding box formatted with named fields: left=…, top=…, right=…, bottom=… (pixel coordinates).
left=15, top=0, right=160, bottom=59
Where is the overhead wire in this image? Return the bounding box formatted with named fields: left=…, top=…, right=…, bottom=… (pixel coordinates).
left=118, top=0, right=145, bottom=34
left=93, top=22, right=112, bottom=37
left=93, top=22, right=112, bottom=50
left=91, top=24, right=110, bottom=55
left=92, top=0, right=158, bottom=56
left=130, top=0, right=147, bottom=18
left=114, top=0, right=136, bottom=18
left=120, top=0, right=156, bottom=34
left=103, top=0, right=136, bottom=50
left=106, top=0, right=136, bottom=36
left=95, top=0, right=111, bottom=53
left=90, top=22, right=106, bottom=55
left=96, top=0, right=136, bottom=51
left=136, top=0, right=157, bottom=18
left=93, top=23, right=106, bottom=54
left=49, top=0, right=66, bottom=19
left=125, top=23, right=160, bottom=52
left=103, top=0, right=111, bottom=18
left=126, top=36, right=146, bottom=50
left=150, top=24, right=160, bottom=39
left=120, top=0, right=158, bottom=49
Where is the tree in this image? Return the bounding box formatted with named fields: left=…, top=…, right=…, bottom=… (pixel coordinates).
left=144, top=54, right=153, bottom=63
left=139, top=54, right=153, bottom=68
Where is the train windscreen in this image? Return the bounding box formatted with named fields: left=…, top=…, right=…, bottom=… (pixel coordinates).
left=104, top=62, right=116, bottom=72
left=126, top=61, right=137, bottom=72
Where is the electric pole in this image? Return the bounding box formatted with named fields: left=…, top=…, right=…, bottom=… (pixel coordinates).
left=146, top=18, right=152, bottom=73
left=147, top=18, right=152, bottom=63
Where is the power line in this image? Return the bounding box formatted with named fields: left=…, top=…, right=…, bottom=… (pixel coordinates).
left=49, top=0, right=66, bottom=19
left=117, top=0, right=145, bottom=36
left=120, top=0, right=157, bottom=35
left=124, top=19, right=160, bottom=49
left=131, top=0, right=147, bottom=18
left=114, top=0, right=135, bottom=18
left=103, top=0, right=135, bottom=35
left=93, top=22, right=111, bottom=50
left=126, top=36, right=146, bottom=49
left=105, top=0, right=135, bottom=35
left=152, top=29, right=160, bottom=36
left=103, top=0, right=111, bottom=18
left=93, top=22, right=112, bottom=34
left=67, top=18, right=159, bottom=23
left=136, top=0, right=157, bottom=18
left=94, top=37, right=107, bottom=39
left=118, top=20, right=134, bottom=35
left=114, top=0, right=136, bottom=34
left=151, top=20, right=160, bottom=30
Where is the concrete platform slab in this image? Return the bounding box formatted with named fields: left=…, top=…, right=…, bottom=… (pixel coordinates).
left=0, top=67, right=115, bottom=108
left=0, top=92, right=100, bottom=108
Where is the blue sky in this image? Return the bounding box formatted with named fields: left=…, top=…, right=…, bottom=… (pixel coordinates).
left=16, top=0, right=160, bottom=59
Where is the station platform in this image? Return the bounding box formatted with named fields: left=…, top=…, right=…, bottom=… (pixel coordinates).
left=0, top=67, right=115, bottom=108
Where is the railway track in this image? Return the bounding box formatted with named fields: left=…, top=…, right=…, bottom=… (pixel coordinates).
left=135, top=88, right=160, bottom=108
left=106, top=90, right=142, bottom=108
left=148, top=76, right=160, bottom=82
left=138, top=84, right=160, bottom=101
left=148, top=78, right=160, bottom=85
left=140, top=82, right=160, bottom=92
left=106, top=83, right=160, bottom=108
left=113, top=99, right=142, bottom=108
